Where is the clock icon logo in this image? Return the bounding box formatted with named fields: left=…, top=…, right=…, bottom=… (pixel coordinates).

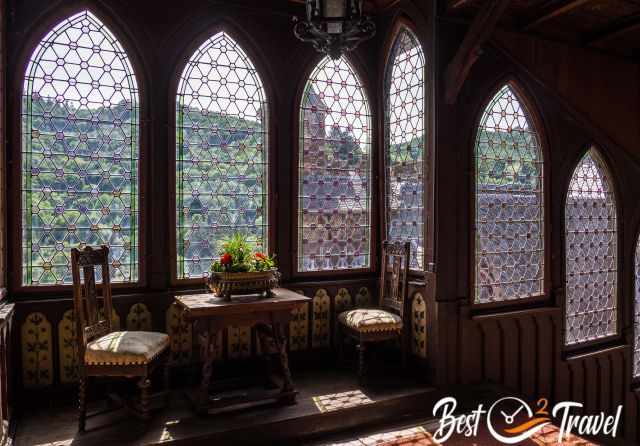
left=487, top=397, right=551, bottom=444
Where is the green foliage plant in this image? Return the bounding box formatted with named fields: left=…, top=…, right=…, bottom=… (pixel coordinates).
left=211, top=233, right=276, bottom=273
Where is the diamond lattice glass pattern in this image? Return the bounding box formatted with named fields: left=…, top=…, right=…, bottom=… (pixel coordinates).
left=21, top=11, right=139, bottom=285
left=176, top=32, right=268, bottom=279
left=565, top=149, right=617, bottom=346
left=474, top=85, right=544, bottom=303
left=635, top=237, right=640, bottom=377
left=298, top=57, right=372, bottom=272
left=384, top=28, right=425, bottom=270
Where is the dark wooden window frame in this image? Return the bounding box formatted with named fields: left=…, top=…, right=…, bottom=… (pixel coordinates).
left=379, top=16, right=434, bottom=279
left=469, top=76, right=552, bottom=312
left=168, top=22, right=278, bottom=288
left=0, top=0, right=6, bottom=291
left=7, top=4, right=151, bottom=297
left=632, top=225, right=640, bottom=386
left=560, top=144, right=624, bottom=355
left=292, top=52, right=378, bottom=279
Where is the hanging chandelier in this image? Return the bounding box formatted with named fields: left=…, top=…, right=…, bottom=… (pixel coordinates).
left=293, top=0, right=376, bottom=60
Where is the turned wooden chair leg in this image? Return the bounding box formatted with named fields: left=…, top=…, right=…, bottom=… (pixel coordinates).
left=139, top=377, right=151, bottom=420
left=337, top=324, right=344, bottom=366
left=78, top=375, right=87, bottom=432
left=401, top=333, right=408, bottom=370
left=357, top=341, right=366, bottom=384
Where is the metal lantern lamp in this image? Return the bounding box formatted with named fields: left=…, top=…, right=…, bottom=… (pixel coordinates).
left=294, top=0, right=376, bottom=59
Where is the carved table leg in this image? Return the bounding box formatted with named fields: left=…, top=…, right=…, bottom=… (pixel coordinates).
left=197, top=320, right=218, bottom=414
left=272, top=321, right=294, bottom=397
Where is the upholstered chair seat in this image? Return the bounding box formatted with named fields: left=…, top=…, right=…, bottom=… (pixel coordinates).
left=85, top=331, right=170, bottom=366
left=338, top=309, right=403, bottom=333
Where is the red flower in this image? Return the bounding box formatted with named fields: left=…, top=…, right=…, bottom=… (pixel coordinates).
left=255, top=252, right=267, bottom=261
left=220, top=253, right=232, bottom=265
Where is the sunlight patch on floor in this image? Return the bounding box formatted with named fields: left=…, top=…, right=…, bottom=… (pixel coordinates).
left=530, top=424, right=599, bottom=445
left=312, top=390, right=374, bottom=413
left=328, top=426, right=438, bottom=446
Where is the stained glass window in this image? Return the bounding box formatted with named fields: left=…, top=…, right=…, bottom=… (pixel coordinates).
left=474, top=85, right=544, bottom=303
left=21, top=11, right=139, bottom=285
left=634, top=236, right=640, bottom=376
left=176, top=32, right=268, bottom=279
left=565, top=149, right=617, bottom=346
left=298, top=57, right=372, bottom=272
left=384, top=28, right=425, bottom=271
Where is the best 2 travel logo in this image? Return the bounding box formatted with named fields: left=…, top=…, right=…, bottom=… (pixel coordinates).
left=432, top=396, right=622, bottom=444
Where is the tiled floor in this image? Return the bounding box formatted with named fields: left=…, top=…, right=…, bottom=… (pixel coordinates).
left=313, top=418, right=603, bottom=446
left=327, top=427, right=438, bottom=446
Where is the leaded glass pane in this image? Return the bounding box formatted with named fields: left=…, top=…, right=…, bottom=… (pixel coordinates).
left=298, top=57, right=372, bottom=272
left=634, top=237, right=640, bottom=376
left=474, top=85, right=544, bottom=303
left=176, top=32, right=268, bottom=279
left=565, top=149, right=617, bottom=346
left=384, top=28, right=425, bottom=270
left=21, top=11, right=139, bottom=285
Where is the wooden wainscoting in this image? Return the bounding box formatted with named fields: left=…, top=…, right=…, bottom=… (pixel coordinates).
left=458, top=304, right=640, bottom=442
left=14, top=278, right=431, bottom=392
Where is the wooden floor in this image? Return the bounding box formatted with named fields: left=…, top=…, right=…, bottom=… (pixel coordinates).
left=14, top=367, right=436, bottom=446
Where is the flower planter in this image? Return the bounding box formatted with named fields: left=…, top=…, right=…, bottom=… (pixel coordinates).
left=207, top=269, right=281, bottom=301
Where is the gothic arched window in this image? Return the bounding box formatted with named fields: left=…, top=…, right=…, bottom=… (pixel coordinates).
left=565, top=148, right=617, bottom=346
left=298, top=57, right=372, bottom=272
left=384, top=27, right=426, bottom=271
left=22, top=11, right=140, bottom=285
left=474, top=84, right=544, bottom=304
left=175, top=32, right=268, bottom=279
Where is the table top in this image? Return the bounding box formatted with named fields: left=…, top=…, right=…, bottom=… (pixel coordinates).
left=175, top=288, right=310, bottom=319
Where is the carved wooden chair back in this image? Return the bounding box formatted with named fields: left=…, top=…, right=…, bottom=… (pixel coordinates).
left=378, top=241, right=411, bottom=318
left=71, top=245, right=113, bottom=363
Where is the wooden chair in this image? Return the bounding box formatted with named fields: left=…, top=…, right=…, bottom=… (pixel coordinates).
left=337, top=241, right=412, bottom=382
left=71, top=245, right=170, bottom=432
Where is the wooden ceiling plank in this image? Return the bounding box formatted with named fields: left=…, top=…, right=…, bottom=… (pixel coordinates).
left=522, top=0, right=593, bottom=31
left=444, top=0, right=510, bottom=105
left=585, top=13, right=640, bottom=46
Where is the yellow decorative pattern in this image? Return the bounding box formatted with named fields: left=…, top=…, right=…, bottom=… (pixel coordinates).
left=411, top=292, right=427, bottom=358
left=289, top=290, right=309, bottom=351
left=227, top=326, right=251, bottom=359
left=312, top=289, right=330, bottom=348
left=166, top=303, right=192, bottom=364
left=355, top=287, right=371, bottom=308
left=58, top=309, right=78, bottom=383
left=334, top=288, right=352, bottom=313
left=22, top=312, right=53, bottom=388
left=98, top=307, right=121, bottom=330
left=126, top=303, right=151, bottom=331
left=197, top=330, right=223, bottom=361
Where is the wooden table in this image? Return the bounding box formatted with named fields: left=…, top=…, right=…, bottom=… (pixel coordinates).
left=174, top=288, right=310, bottom=414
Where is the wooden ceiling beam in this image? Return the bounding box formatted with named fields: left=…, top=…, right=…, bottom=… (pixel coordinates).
left=522, top=0, right=592, bottom=31
left=449, top=0, right=472, bottom=9
left=444, top=0, right=510, bottom=105
left=584, top=13, right=640, bottom=46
